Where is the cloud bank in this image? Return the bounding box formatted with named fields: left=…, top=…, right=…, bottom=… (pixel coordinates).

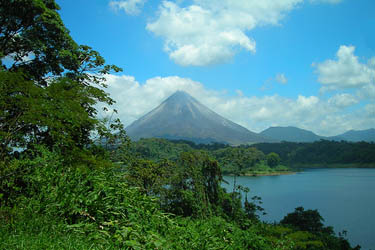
left=102, top=73, right=374, bottom=137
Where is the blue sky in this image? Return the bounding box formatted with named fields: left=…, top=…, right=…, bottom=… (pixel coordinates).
left=57, top=0, right=375, bottom=136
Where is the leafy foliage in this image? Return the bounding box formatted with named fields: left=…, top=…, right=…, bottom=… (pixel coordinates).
left=254, top=140, right=375, bottom=167
left=0, top=0, right=122, bottom=164
left=267, top=152, right=281, bottom=167
left=1, top=0, right=78, bottom=80
left=281, top=207, right=361, bottom=250
left=128, top=138, right=288, bottom=175
left=130, top=138, right=194, bottom=161
left=212, top=146, right=265, bottom=174
left=165, top=151, right=223, bottom=218
left=281, top=207, right=331, bottom=234
left=125, top=158, right=172, bottom=196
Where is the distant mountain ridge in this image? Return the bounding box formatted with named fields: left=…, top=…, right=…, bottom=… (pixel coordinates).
left=126, top=91, right=269, bottom=145
left=333, top=128, right=375, bottom=142
left=260, top=126, right=323, bottom=142
left=259, top=127, right=375, bottom=143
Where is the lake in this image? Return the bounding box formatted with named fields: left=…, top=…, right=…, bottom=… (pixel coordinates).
left=223, top=168, right=375, bottom=250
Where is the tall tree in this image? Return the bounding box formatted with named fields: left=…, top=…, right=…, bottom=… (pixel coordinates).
left=266, top=152, right=281, bottom=167
left=0, top=0, right=122, bottom=162
left=167, top=151, right=223, bottom=217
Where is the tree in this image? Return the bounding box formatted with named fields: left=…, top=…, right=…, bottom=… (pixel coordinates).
left=267, top=152, right=280, bottom=167
left=280, top=207, right=360, bottom=250
left=1, top=0, right=78, bottom=82
left=125, top=159, right=172, bottom=196
left=167, top=151, right=223, bottom=217
left=0, top=0, right=122, bottom=162
left=237, top=185, right=265, bottom=221
left=280, top=207, right=332, bottom=234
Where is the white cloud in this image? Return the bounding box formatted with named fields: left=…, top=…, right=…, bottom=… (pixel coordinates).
left=365, top=104, right=375, bottom=117
left=297, top=95, right=319, bottom=108
left=147, top=0, right=303, bottom=66
left=102, top=74, right=372, bottom=136
left=314, top=45, right=375, bottom=91
left=328, top=93, right=358, bottom=108
left=260, top=73, right=287, bottom=90
left=275, top=73, right=288, bottom=84
left=358, top=83, right=375, bottom=99
left=235, top=89, right=244, bottom=97
left=109, top=0, right=146, bottom=15
left=146, top=0, right=344, bottom=66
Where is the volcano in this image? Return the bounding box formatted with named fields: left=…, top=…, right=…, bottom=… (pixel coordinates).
left=125, top=91, right=268, bottom=145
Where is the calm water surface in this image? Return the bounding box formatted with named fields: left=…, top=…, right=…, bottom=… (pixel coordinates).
left=223, top=168, right=375, bottom=250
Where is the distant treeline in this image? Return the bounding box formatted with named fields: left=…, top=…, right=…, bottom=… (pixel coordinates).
left=131, top=138, right=375, bottom=168
left=122, top=138, right=285, bottom=175
left=253, top=140, right=375, bottom=167
left=169, top=139, right=229, bottom=151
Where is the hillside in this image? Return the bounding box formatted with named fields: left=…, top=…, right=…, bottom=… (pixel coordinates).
left=260, top=126, right=375, bottom=143
left=333, top=129, right=375, bottom=142
left=260, top=126, right=323, bottom=142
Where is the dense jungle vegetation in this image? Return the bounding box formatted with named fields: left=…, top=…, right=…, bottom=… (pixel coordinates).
left=253, top=140, right=375, bottom=168
left=127, top=138, right=290, bottom=176
left=0, top=1, right=361, bottom=249
left=130, top=138, right=375, bottom=173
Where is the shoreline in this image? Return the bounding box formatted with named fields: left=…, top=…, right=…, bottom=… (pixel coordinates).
left=243, top=171, right=297, bottom=177
left=225, top=171, right=297, bottom=177
left=292, top=164, right=375, bottom=169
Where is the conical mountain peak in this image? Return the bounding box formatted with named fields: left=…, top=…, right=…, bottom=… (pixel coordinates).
left=163, top=90, right=196, bottom=105
left=126, top=92, right=268, bottom=145
left=168, top=90, right=192, bottom=98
